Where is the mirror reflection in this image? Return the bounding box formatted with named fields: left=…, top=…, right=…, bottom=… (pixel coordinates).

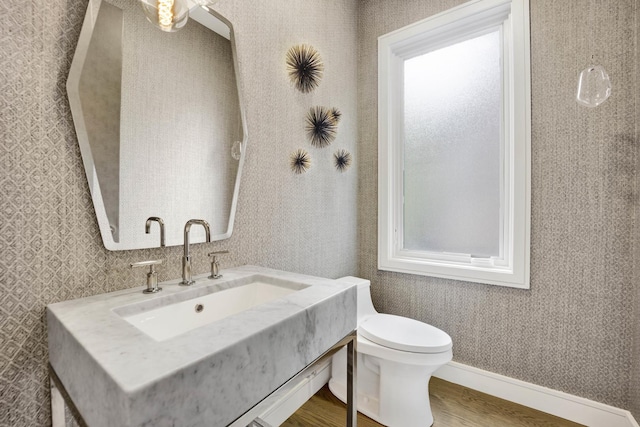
left=68, top=0, right=245, bottom=250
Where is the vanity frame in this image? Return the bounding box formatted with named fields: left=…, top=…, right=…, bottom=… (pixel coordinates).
left=50, top=331, right=358, bottom=427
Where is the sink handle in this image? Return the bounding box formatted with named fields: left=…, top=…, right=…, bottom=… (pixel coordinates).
left=131, top=260, right=163, bottom=294
left=207, top=250, right=229, bottom=280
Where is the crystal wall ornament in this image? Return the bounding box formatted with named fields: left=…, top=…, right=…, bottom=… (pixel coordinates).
left=576, top=65, right=611, bottom=108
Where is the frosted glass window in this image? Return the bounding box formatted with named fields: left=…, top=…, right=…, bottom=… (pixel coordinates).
left=378, top=0, right=531, bottom=288
left=403, top=31, right=502, bottom=257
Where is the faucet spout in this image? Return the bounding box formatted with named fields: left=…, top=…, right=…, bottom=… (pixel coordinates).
left=145, top=217, right=166, bottom=247
left=180, top=219, right=211, bottom=286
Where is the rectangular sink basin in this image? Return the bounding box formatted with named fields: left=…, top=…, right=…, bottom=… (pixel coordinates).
left=117, top=280, right=307, bottom=341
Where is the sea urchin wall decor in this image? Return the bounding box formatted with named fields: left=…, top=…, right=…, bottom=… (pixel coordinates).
left=306, top=106, right=337, bottom=148
left=329, top=107, right=341, bottom=123
left=290, top=148, right=311, bottom=174
left=334, top=148, right=352, bottom=172
left=286, top=44, right=324, bottom=93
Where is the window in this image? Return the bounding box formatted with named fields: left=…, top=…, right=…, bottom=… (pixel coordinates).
left=378, top=0, right=531, bottom=288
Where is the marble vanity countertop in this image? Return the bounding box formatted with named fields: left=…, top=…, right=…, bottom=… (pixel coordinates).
left=47, top=265, right=357, bottom=427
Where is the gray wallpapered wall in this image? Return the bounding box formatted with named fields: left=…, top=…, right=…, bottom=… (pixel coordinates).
left=631, top=1, right=640, bottom=420
left=357, top=0, right=637, bottom=409
left=1, top=0, right=639, bottom=425
left=0, top=0, right=358, bottom=425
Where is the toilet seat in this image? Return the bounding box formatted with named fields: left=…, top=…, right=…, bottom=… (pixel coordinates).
left=359, top=314, right=452, bottom=354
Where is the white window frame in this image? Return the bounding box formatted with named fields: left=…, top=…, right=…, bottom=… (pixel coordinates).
left=378, top=0, right=531, bottom=289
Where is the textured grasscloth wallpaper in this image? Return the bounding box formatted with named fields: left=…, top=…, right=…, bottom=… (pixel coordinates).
left=0, top=0, right=358, bottom=425
left=631, top=1, right=640, bottom=419
left=358, top=0, right=637, bottom=409
left=118, top=0, right=241, bottom=246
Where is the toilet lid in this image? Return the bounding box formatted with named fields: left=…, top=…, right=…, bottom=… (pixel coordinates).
left=359, top=314, right=452, bottom=354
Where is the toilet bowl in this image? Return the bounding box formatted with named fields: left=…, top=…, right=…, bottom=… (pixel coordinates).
left=328, top=277, right=452, bottom=427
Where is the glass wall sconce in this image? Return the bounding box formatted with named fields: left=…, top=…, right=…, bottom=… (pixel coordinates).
left=576, top=65, right=611, bottom=108
left=139, top=0, right=189, bottom=32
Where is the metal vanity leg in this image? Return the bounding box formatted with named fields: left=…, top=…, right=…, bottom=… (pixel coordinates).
left=346, top=333, right=357, bottom=427
left=50, top=374, right=66, bottom=427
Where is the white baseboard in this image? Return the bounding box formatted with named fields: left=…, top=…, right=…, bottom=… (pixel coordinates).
left=256, top=358, right=640, bottom=427
left=434, top=361, right=639, bottom=427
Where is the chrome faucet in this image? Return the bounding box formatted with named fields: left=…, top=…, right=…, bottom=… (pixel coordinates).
left=180, top=219, right=211, bottom=286
left=145, top=217, right=165, bottom=247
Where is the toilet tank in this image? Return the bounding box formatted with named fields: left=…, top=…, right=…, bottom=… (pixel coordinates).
left=337, top=276, right=377, bottom=324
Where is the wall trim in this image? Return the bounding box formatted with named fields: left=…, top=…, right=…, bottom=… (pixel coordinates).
left=434, top=361, right=639, bottom=427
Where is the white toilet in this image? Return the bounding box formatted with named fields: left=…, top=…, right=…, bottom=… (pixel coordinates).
left=329, top=277, right=452, bottom=427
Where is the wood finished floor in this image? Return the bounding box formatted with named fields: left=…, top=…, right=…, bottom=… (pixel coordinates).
left=281, top=378, right=585, bottom=427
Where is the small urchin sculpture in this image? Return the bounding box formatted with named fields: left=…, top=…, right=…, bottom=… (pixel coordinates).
left=306, top=106, right=337, bottom=148
left=286, top=44, right=324, bottom=93
left=290, top=148, right=311, bottom=174
left=329, top=107, right=341, bottom=124
left=334, top=149, right=352, bottom=172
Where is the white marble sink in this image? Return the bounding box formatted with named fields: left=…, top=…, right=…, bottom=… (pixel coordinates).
left=47, top=266, right=356, bottom=427
left=116, top=277, right=309, bottom=341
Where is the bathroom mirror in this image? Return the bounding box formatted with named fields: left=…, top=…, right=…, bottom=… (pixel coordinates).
left=67, top=0, right=246, bottom=250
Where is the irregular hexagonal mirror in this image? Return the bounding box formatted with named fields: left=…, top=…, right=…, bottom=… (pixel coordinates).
left=67, top=0, right=246, bottom=250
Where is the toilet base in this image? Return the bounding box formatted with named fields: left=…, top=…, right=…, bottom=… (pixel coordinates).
left=329, top=346, right=443, bottom=427
left=328, top=377, right=433, bottom=427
